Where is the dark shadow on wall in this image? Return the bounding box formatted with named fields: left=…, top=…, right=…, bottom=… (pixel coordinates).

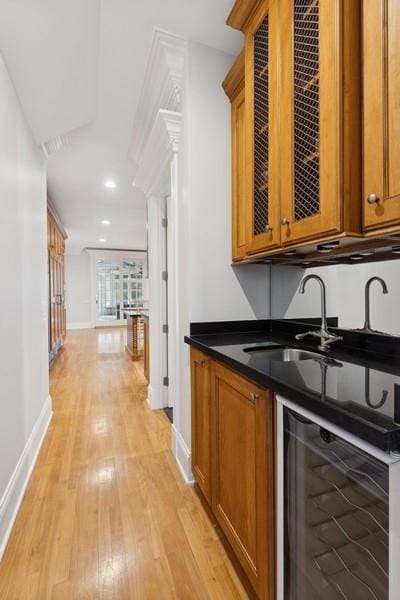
left=270, top=265, right=306, bottom=318
left=231, top=263, right=271, bottom=319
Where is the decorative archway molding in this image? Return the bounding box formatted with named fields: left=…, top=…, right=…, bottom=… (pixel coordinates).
left=133, top=109, right=181, bottom=197
left=129, top=28, right=185, bottom=166
left=130, top=29, right=190, bottom=482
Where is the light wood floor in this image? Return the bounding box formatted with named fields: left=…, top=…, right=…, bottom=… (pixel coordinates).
left=0, top=328, right=247, bottom=599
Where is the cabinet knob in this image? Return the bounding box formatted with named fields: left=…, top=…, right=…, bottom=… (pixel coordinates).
left=265, top=224, right=272, bottom=233
left=281, top=218, right=290, bottom=226
left=367, top=194, right=380, bottom=204
left=249, top=392, right=259, bottom=403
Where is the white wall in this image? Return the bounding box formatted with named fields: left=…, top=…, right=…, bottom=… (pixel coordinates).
left=184, top=42, right=270, bottom=324
left=0, top=54, right=50, bottom=558
left=65, top=251, right=92, bottom=328
left=271, top=265, right=338, bottom=320
left=271, top=261, right=400, bottom=336
left=174, top=41, right=270, bottom=474
left=336, top=261, right=400, bottom=335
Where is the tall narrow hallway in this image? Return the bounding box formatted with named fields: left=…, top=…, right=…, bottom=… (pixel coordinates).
left=0, top=329, right=247, bottom=599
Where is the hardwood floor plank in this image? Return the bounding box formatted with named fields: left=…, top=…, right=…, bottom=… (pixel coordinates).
left=0, top=327, right=248, bottom=599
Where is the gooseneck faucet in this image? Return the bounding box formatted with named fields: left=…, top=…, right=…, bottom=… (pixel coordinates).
left=295, top=274, right=342, bottom=352
left=363, top=276, right=388, bottom=334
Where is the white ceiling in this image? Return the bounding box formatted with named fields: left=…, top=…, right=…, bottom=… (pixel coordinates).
left=0, top=0, right=242, bottom=254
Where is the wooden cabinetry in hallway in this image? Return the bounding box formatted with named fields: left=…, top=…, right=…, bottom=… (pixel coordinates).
left=143, top=313, right=150, bottom=382
left=47, top=202, right=67, bottom=362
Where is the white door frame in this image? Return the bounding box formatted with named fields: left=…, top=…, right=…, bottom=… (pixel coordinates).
left=129, top=30, right=187, bottom=481
left=134, top=110, right=182, bottom=411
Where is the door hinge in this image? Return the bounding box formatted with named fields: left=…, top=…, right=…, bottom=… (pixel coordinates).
left=163, top=376, right=169, bottom=387
left=162, top=217, right=168, bottom=228
left=162, top=271, right=168, bottom=281
left=162, top=324, right=169, bottom=334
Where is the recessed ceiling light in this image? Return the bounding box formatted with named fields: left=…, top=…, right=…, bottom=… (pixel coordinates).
left=104, top=180, right=117, bottom=189
left=99, top=238, right=106, bottom=243
left=101, top=219, right=111, bottom=225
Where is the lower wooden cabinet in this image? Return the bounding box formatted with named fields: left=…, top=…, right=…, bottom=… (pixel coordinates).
left=190, top=349, right=275, bottom=599
left=191, top=348, right=212, bottom=503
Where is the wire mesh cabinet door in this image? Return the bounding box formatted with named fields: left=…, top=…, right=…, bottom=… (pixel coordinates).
left=279, top=0, right=360, bottom=246
left=245, top=0, right=281, bottom=254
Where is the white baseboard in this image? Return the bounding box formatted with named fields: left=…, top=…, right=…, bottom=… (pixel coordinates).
left=66, top=322, right=93, bottom=330
left=171, top=425, right=194, bottom=485
left=0, top=395, right=53, bottom=561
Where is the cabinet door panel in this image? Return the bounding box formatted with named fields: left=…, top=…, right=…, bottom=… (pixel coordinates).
left=245, top=0, right=281, bottom=254
left=212, top=363, right=274, bottom=599
left=363, top=0, right=400, bottom=230
left=280, top=0, right=341, bottom=245
left=232, top=85, right=247, bottom=261
left=190, top=349, right=212, bottom=502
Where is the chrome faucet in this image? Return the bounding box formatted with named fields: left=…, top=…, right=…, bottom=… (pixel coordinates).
left=295, top=274, right=342, bottom=352
left=361, top=276, right=388, bottom=334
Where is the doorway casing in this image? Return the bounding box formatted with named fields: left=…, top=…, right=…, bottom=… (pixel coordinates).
left=131, top=30, right=189, bottom=479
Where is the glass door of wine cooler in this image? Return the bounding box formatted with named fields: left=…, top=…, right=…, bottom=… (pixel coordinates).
left=283, top=406, right=389, bottom=600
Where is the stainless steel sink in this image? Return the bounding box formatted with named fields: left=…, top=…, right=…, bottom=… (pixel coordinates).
left=243, top=346, right=325, bottom=361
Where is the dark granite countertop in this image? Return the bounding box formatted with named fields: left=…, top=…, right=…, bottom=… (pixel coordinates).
left=185, top=319, right=400, bottom=454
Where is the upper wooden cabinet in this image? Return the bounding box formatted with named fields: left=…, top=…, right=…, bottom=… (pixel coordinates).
left=245, top=0, right=281, bottom=253
left=363, top=0, right=400, bottom=232
left=224, top=0, right=400, bottom=264
left=279, top=0, right=361, bottom=246
left=223, top=53, right=247, bottom=261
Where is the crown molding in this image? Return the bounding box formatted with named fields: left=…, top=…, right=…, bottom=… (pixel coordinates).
left=133, top=110, right=182, bottom=198
left=222, top=50, right=245, bottom=99
left=129, top=29, right=186, bottom=165
left=226, top=0, right=262, bottom=31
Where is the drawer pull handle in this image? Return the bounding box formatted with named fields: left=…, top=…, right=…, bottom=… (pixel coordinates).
left=367, top=193, right=380, bottom=204
left=265, top=224, right=272, bottom=233
left=281, top=218, right=290, bottom=226
left=249, top=392, right=259, bottom=402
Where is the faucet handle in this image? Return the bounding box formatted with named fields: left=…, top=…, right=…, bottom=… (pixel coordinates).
left=319, top=332, right=343, bottom=352
left=325, top=332, right=343, bottom=344
left=295, top=330, right=320, bottom=341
